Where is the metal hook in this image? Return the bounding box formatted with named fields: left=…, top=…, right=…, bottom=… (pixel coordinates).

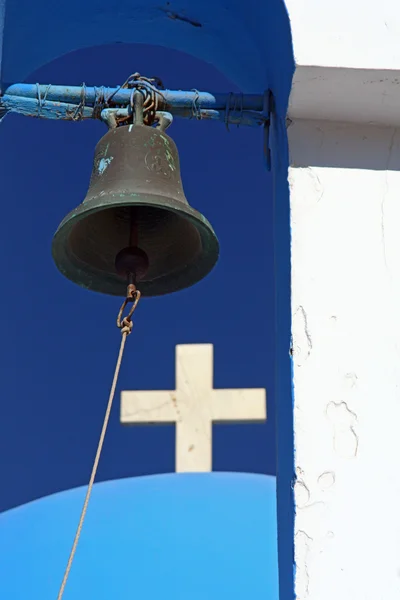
left=155, top=111, right=173, bottom=131
left=100, top=108, right=129, bottom=129
left=132, top=90, right=144, bottom=125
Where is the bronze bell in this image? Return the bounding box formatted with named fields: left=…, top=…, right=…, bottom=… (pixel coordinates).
left=52, top=125, right=219, bottom=296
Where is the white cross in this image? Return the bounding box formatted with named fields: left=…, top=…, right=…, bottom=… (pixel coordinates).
left=120, top=344, right=266, bottom=472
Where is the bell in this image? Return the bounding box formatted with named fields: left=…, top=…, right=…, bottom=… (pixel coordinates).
left=52, top=125, right=219, bottom=297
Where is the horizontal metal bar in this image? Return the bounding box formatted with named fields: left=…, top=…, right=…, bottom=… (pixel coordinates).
left=1, top=94, right=265, bottom=128
left=0, top=84, right=271, bottom=172
left=1, top=95, right=94, bottom=120
left=172, top=108, right=266, bottom=127
left=3, top=83, right=265, bottom=112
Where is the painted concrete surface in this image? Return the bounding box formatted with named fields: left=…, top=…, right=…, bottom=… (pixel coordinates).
left=285, top=0, right=400, bottom=71
left=0, top=473, right=278, bottom=599
left=285, top=0, right=400, bottom=132
left=0, top=0, right=296, bottom=597
left=121, top=344, right=266, bottom=472
left=289, top=119, right=400, bottom=599
left=0, top=0, right=294, bottom=106
left=283, top=2, right=400, bottom=597
left=289, top=66, right=400, bottom=128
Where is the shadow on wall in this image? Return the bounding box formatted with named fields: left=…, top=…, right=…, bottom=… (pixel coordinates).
left=289, top=120, right=400, bottom=170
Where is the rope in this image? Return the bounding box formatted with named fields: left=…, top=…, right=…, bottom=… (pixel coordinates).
left=224, top=92, right=245, bottom=131
left=191, top=89, right=202, bottom=120
left=56, top=291, right=139, bottom=600
left=225, top=92, right=233, bottom=131
left=72, top=83, right=87, bottom=121
left=36, top=83, right=51, bottom=117
left=93, top=85, right=108, bottom=119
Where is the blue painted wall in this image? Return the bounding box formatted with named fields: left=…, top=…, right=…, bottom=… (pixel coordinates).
left=0, top=1, right=295, bottom=597
left=1, top=0, right=294, bottom=102
left=0, top=44, right=277, bottom=507
left=270, top=106, right=295, bottom=600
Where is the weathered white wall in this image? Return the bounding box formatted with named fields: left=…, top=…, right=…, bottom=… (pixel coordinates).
left=289, top=119, right=400, bottom=599
left=285, top=0, right=400, bottom=70
left=286, top=1, right=400, bottom=127
left=282, top=1, right=400, bottom=596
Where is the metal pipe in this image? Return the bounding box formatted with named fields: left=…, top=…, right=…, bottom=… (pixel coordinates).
left=0, top=95, right=267, bottom=127
left=3, top=83, right=264, bottom=112
left=172, top=107, right=267, bottom=127
left=0, top=95, right=94, bottom=120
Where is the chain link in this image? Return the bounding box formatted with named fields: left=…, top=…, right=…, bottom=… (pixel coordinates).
left=112, top=72, right=166, bottom=127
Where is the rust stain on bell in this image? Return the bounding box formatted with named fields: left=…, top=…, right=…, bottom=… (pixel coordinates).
left=52, top=124, right=219, bottom=297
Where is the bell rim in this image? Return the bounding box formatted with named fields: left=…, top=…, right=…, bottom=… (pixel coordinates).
left=52, top=192, right=219, bottom=297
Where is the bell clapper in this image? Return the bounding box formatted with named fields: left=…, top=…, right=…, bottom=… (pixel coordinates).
left=129, top=206, right=138, bottom=247
left=115, top=206, right=150, bottom=288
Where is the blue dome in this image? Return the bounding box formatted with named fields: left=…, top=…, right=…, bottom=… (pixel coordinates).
left=0, top=473, right=278, bottom=599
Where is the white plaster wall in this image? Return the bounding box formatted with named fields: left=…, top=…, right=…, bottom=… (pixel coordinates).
left=285, top=0, right=400, bottom=129
left=285, top=0, right=400, bottom=71
left=289, top=119, right=400, bottom=599
left=288, top=66, right=400, bottom=128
